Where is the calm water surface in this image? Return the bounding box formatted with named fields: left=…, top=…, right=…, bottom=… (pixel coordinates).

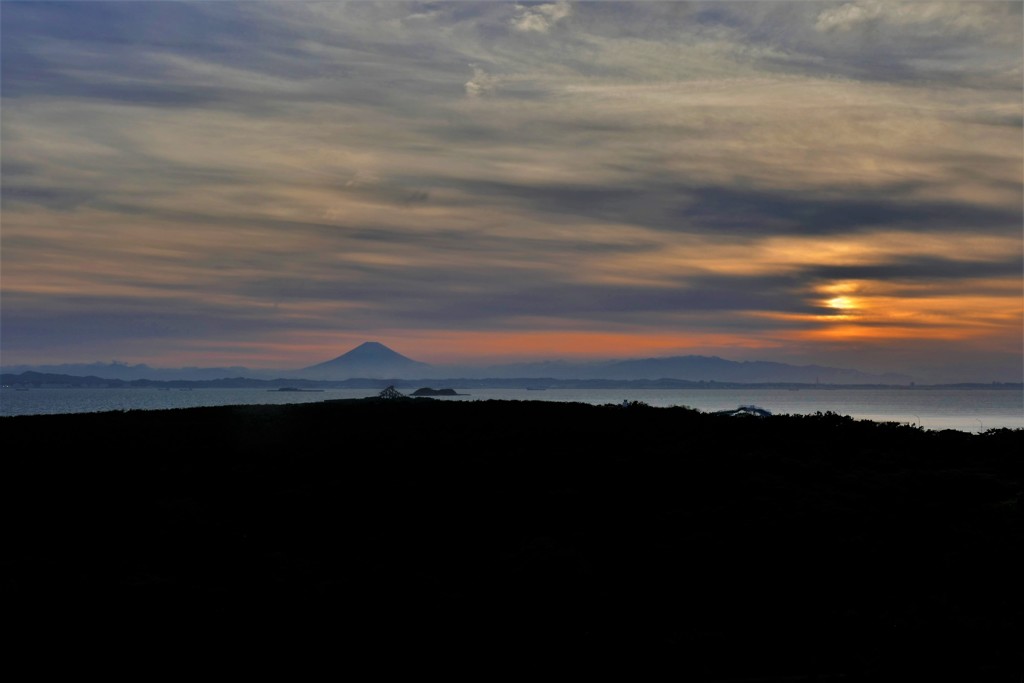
left=2, top=386, right=1021, bottom=432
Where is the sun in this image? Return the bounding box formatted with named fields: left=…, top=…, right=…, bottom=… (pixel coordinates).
left=817, top=282, right=865, bottom=321
left=826, top=295, right=856, bottom=312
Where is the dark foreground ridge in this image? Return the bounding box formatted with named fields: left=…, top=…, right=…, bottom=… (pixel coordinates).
left=3, top=400, right=1022, bottom=676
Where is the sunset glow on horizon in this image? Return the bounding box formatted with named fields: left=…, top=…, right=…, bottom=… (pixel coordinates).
left=2, top=1, right=1021, bottom=383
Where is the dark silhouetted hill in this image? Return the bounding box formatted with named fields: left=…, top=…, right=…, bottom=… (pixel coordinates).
left=3, top=400, right=1021, bottom=676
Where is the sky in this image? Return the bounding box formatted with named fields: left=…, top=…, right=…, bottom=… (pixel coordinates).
left=1, top=1, right=1022, bottom=382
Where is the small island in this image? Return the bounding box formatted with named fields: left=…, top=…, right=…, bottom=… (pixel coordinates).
left=268, top=387, right=324, bottom=392
left=410, top=387, right=466, bottom=396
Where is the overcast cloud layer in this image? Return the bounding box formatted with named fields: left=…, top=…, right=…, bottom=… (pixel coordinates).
left=2, top=1, right=1021, bottom=381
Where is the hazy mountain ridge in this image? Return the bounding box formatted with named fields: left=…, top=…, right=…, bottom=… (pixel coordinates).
left=0, top=361, right=271, bottom=382
left=1, top=341, right=920, bottom=385
left=461, top=355, right=914, bottom=384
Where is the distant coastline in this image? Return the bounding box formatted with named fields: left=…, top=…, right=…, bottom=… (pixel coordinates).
left=3, top=370, right=1020, bottom=392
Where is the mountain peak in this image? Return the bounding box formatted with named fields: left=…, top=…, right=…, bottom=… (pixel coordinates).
left=336, top=341, right=415, bottom=362
left=301, top=341, right=430, bottom=378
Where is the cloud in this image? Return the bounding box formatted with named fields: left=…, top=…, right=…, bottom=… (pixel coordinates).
left=512, top=0, right=571, bottom=33
left=816, top=1, right=1006, bottom=34
left=464, top=65, right=498, bottom=98
left=815, top=1, right=885, bottom=32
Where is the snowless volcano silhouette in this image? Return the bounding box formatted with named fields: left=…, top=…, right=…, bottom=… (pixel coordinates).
left=301, top=341, right=431, bottom=379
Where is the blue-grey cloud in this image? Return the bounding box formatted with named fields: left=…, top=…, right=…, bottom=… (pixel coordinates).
left=439, top=180, right=1022, bottom=237
left=805, top=255, right=1024, bottom=282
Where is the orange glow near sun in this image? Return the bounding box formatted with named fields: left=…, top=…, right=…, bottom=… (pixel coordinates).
left=381, top=329, right=784, bottom=364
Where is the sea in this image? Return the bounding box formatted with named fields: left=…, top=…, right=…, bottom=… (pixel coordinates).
left=2, top=386, right=1021, bottom=433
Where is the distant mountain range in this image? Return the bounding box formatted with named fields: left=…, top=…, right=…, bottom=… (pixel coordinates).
left=3, top=340, right=920, bottom=385
left=472, top=356, right=917, bottom=384
left=0, top=361, right=261, bottom=382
